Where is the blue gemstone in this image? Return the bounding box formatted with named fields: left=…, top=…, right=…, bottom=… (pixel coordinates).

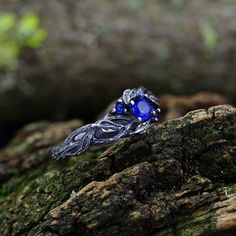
left=151, top=113, right=158, bottom=122
left=131, top=97, right=153, bottom=121
left=115, top=102, right=126, bottom=114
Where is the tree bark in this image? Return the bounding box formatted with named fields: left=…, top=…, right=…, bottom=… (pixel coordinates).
left=0, top=104, right=235, bottom=235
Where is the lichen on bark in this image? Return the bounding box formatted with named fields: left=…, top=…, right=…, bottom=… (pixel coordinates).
left=0, top=105, right=235, bottom=236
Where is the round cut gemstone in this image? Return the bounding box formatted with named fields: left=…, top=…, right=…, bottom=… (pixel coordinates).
left=115, top=102, right=126, bottom=114
left=131, top=97, right=153, bottom=121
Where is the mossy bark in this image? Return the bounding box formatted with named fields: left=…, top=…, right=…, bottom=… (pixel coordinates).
left=0, top=105, right=235, bottom=236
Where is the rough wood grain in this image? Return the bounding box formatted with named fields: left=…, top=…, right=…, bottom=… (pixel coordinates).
left=0, top=105, right=235, bottom=236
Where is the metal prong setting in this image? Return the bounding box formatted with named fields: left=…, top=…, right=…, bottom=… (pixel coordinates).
left=151, top=110, right=156, bottom=115
left=137, top=117, right=143, bottom=121
left=153, top=117, right=158, bottom=121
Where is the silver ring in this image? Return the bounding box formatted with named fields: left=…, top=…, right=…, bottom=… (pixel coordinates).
left=51, top=87, right=160, bottom=159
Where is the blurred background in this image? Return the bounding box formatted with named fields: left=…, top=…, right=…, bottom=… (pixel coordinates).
left=0, top=0, right=235, bottom=147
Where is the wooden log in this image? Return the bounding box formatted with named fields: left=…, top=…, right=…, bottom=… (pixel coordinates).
left=0, top=104, right=235, bottom=235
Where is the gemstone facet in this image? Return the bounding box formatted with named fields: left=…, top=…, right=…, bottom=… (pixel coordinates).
left=131, top=97, right=153, bottom=121
left=115, top=102, right=126, bottom=114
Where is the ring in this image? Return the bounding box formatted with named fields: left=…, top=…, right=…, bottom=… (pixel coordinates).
left=51, top=87, right=160, bottom=159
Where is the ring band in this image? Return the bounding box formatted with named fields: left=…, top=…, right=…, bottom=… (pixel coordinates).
left=52, top=87, right=160, bottom=159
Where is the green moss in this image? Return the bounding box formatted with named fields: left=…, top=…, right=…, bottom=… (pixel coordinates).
left=176, top=216, right=213, bottom=236
left=0, top=185, right=9, bottom=197
left=0, top=167, right=44, bottom=198
left=0, top=13, right=47, bottom=69
left=199, top=145, right=236, bottom=182
left=0, top=149, right=112, bottom=235
left=200, top=21, right=218, bottom=54
left=156, top=228, right=175, bottom=236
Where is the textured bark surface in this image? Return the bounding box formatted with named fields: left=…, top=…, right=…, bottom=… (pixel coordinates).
left=0, top=104, right=235, bottom=236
